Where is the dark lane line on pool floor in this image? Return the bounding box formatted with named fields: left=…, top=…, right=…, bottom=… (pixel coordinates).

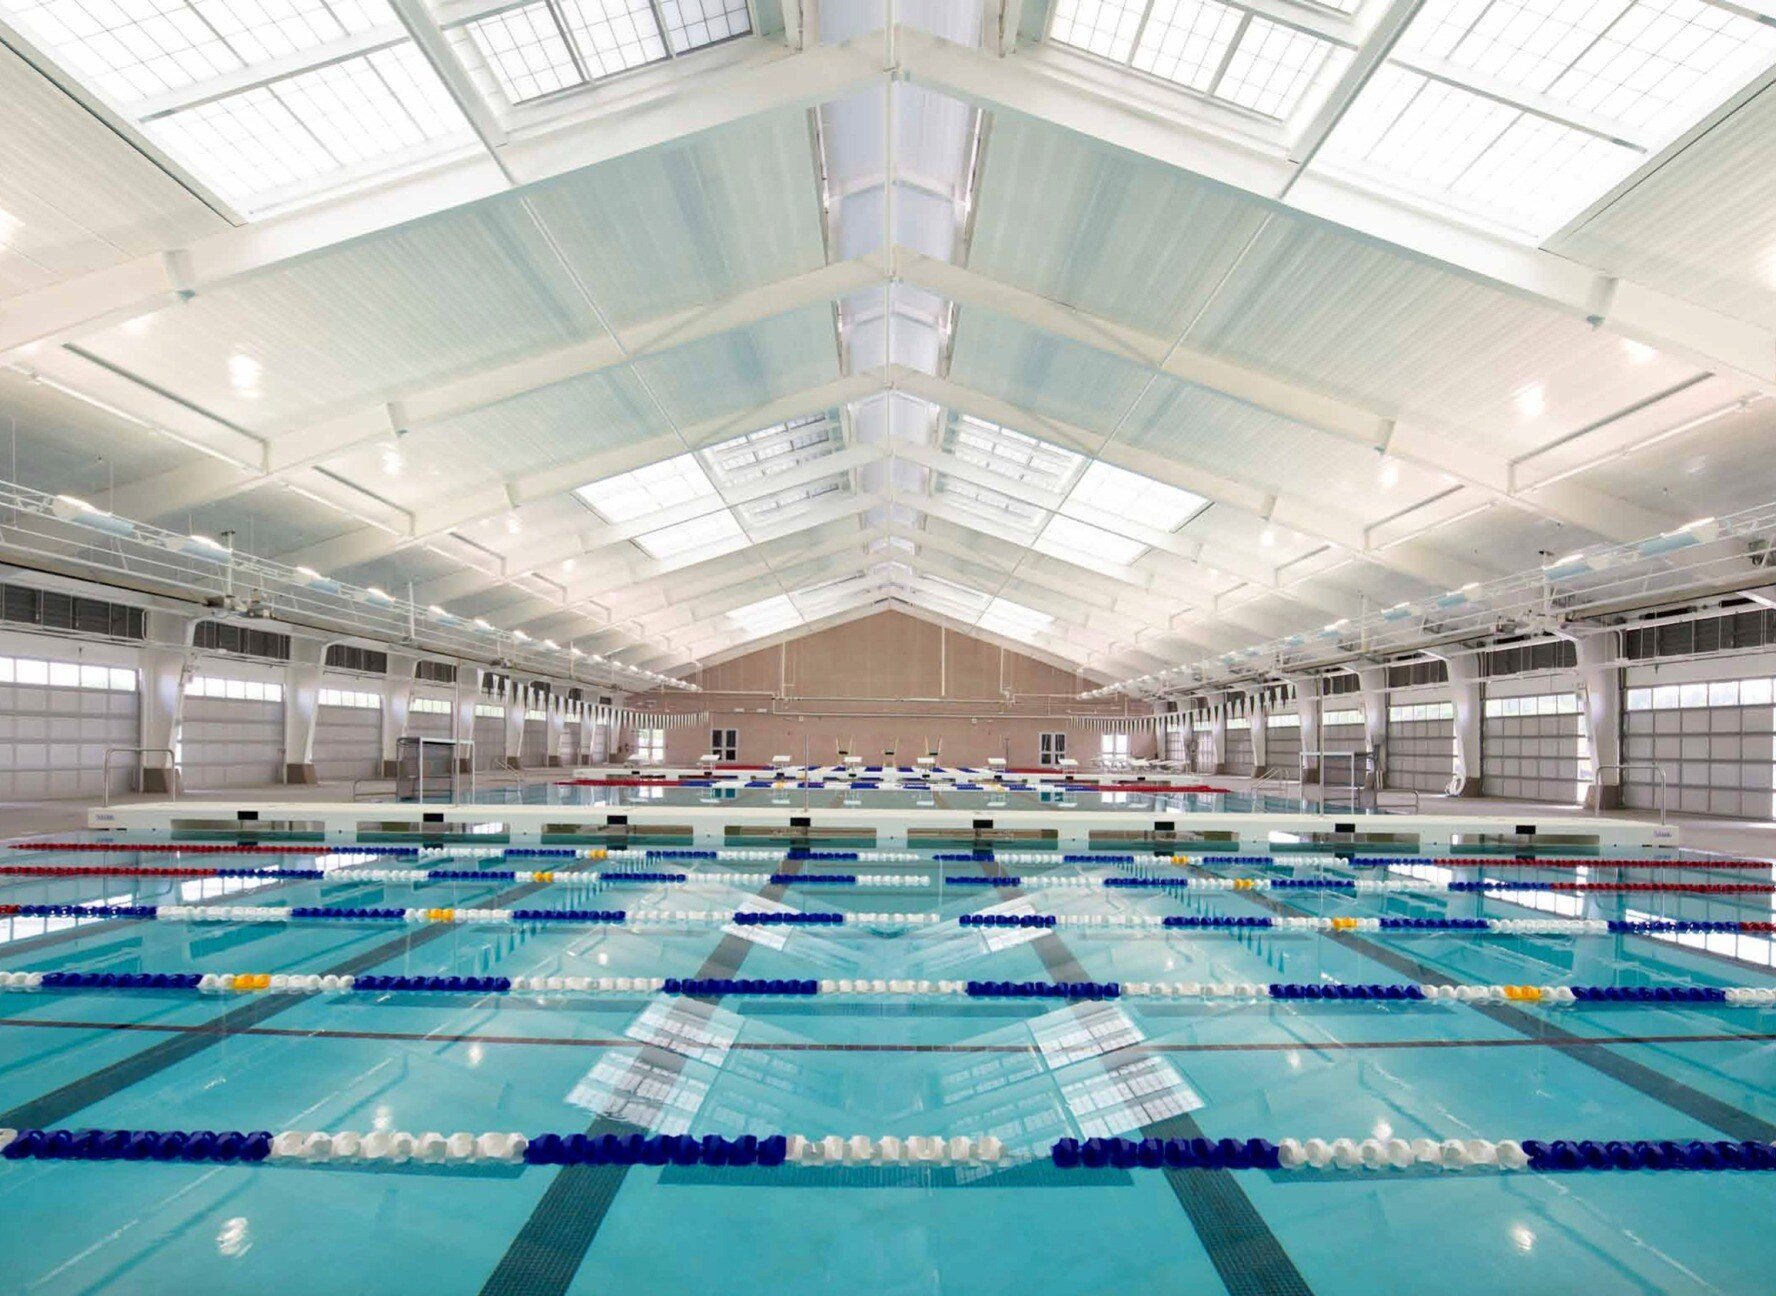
left=478, top=860, right=805, bottom=1296
left=2, top=1016, right=1773, bottom=1056
left=982, top=860, right=1315, bottom=1296
left=1216, top=870, right=1776, bottom=1142
left=0, top=872, right=563, bottom=1131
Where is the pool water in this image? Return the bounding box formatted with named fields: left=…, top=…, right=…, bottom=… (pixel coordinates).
left=0, top=838, right=1772, bottom=1295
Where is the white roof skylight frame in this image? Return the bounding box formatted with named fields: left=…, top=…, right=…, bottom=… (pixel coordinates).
left=440, top=0, right=750, bottom=108
left=1046, top=0, right=1359, bottom=124
left=701, top=413, right=843, bottom=488
left=1316, top=0, right=1776, bottom=239
left=1, top=0, right=753, bottom=213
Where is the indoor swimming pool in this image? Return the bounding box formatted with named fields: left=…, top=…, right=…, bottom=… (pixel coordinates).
left=0, top=834, right=1772, bottom=1295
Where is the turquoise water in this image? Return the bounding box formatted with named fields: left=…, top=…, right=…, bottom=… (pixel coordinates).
left=0, top=834, right=1772, bottom=1294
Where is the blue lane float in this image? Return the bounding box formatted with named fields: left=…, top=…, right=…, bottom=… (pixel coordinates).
left=731, top=911, right=843, bottom=926
left=1051, top=1135, right=1776, bottom=1172
left=966, top=980, right=1119, bottom=1000
left=949, top=875, right=1019, bottom=887
left=959, top=913, right=1055, bottom=928
left=663, top=977, right=818, bottom=996
left=769, top=873, right=856, bottom=885
left=1162, top=915, right=1273, bottom=929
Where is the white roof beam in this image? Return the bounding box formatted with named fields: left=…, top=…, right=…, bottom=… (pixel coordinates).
left=893, top=251, right=1680, bottom=542
left=0, top=37, right=882, bottom=355
left=898, top=369, right=1494, bottom=586
left=895, top=26, right=1776, bottom=396
left=106, top=261, right=880, bottom=522
left=599, top=526, right=884, bottom=619
left=275, top=377, right=876, bottom=573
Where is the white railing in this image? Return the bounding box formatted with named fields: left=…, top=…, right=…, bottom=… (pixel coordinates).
left=1087, top=499, right=1776, bottom=699
left=101, top=747, right=178, bottom=806
left=0, top=480, right=696, bottom=693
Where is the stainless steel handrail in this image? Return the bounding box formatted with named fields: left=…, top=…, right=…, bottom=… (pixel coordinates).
left=352, top=776, right=396, bottom=802
left=1374, top=788, right=1421, bottom=815
left=102, top=747, right=177, bottom=806
left=1591, top=763, right=1669, bottom=826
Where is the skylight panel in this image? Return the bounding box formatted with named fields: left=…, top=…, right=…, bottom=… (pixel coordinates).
left=574, top=453, right=719, bottom=524
left=910, top=573, right=991, bottom=618
left=556, top=0, right=665, bottom=77
left=1064, top=460, right=1207, bottom=531
left=658, top=0, right=750, bottom=54
left=1036, top=514, right=1148, bottom=567
left=1131, top=0, right=1244, bottom=92
left=1215, top=16, right=1345, bottom=119
left=736, top=476, right=844, bottom=526
left=1322, top=63, right=1644, bottom=236
left=1049, top=0, right=1148, bottom=61
left=633, top=508, right=745, bottom=561
left=726, top=593, right=800, bottom=638
left=703, top=415, right=837, bottom=486
left=142, top=42, right=470, bottom=206
left=1546, top=1, right=1776, bottom=132
left=979, top=597, right=1055, bottom=641
left=459, top=2, right=582, bottom=103
left=937, top=477, right=1045, bottom=533
left=1396, top=0, right=1776, bottom=135
left=9, top=0, right=394, bottom=105
left=945, top=416, right=1083, bottom=491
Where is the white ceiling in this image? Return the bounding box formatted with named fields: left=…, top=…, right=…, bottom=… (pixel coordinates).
left=2, top=0, right=1775, bottom=687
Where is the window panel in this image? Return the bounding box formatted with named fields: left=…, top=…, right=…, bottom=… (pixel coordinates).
left=144, top=42, right=470, bottom=206
left=703, top=416, right=838, bottom=486
left=1050, top=0, right=1148, bottom=61
left=460, top=2, right=583, bottom=103
left=1036, top=513, right=1147, bottom=567
left=944, top=416, right=1083, bottom=492
left=1130, top=0, right=1243, bottom=91
left=10, top=0, right=390, bottom=105
left=727, top=593, right=801, bottom=639
left=1065, top=460, right=1207, bottom=532
left=575, top=453, right=719, bottom=524
left=657, top=0, right=749, bottom=55
left=633, top=509, right=746, bottom=560
left=1215, top=15, right=1343, bottom=118
left=556, top=0, right=666, bottom=78
left=978, top=597, right=1054, bottom=641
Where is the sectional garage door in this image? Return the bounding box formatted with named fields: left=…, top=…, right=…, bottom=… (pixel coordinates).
left=314, top=690, right=381, bottom=782
left=520, top=716, right=548, bottom=766
left=0, top=656, right=138, bottom=800
left=1222, top=722, right=1254, bottom=776
left=1263, top=715, right=1300, bottom=775
left=181, top=676, right=283, bottom=789
left=406, top=697, right=454, bottom=741
left=1480, top=690, right=1586, bottom=803
left=1387, top=701, right=1455, bottom=793
left=474, top=709, right=507, bottom=767
left=1624, top=676, right=1775, bottom=819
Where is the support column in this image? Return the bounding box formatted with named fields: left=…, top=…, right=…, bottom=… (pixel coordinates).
left=138, top=611, right=195, bottom=794
left=1285, top=675, right=1321, bottom=784
left=502, top=680, right=525, bottom=769
left=1357, top=665, right=1388, bottom=791
left=545, top=693, right=568, bottom=766
left=1433, top=651, right=1485, bottom=797
left=282, top=639, right=327, bottom=784
left=1569, top=629, right=1623, bottom=811
left=1248, top=688, right=1269, bottom=773
left=452, top=665, right=483, bottom=771
left=1208, top=692, right=1229, bottom=776
left=379, top=653, right=417, bottom=777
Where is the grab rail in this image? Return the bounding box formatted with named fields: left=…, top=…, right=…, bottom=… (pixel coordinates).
left=1591, top=763, right=1669, bottom=826
left=352, top=777, right=395, bottom=802
left=102, top=747, right=177, bottom=806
